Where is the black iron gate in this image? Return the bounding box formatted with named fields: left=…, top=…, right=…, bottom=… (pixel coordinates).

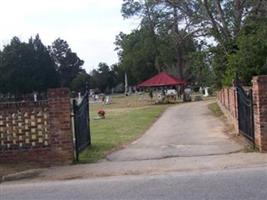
left=73, top=92, right=91, bottom=161
left=236, top=83, right=254, bottom=143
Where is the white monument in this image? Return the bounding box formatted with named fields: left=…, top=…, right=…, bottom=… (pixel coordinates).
left=204, top=87, right=209, bottom=97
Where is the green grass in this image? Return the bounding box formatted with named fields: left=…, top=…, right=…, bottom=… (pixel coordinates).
left=79, top=95, right=169, bottom=163
left=208, top=102, right=223, bottom=117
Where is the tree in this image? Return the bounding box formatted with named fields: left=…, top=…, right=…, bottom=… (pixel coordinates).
left=0, top=35, right=59, bottom=94
left=115, top=29, right=158, bottom=85
left=122, top=0, right=159, bottom=69
left=49, top=38, right=84, bottom=87
left=187, top=43, right=215, bottom=87
left=162, top=0, right=267, bottom=85
left=89, top=63, right=118, bottom=93
left=119, top=0, right=198, bottom=81
left=157, top=0, right=266, bottom=47
left=227, top=15, right=267, bottom=85
left=70, top=70, right=90, bottom=93
left=110, top=64, right=125, bottom=88
left=30, top=35, right=59, bottom=90
left=155, top=1, right=200, bottom=79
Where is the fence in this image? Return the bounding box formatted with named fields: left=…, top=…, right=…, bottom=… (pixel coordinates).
left=217, top=75, right=267, bottom=152
left=73, top=91, right=91, bottom=161
left=217, top=87, right=239, bottom=132
left=0, top=88, right=74, bottom=165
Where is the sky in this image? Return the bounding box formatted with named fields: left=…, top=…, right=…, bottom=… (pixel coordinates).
left=0, top=0, right=139, bottom=72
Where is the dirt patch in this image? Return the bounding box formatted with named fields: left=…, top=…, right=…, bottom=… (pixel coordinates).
left=0, top=163, right=45, bottom=179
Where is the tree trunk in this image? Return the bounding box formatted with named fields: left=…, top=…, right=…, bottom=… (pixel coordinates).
left=172, top=5, right=184, bottom=79
left=144, top=0, right=160, bottom=73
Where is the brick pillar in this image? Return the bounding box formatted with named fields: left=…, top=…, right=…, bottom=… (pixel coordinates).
left=227, top=88, right=230, bottom=110
left=222, top=89, right=225, bottom=106
left=252, top=76, right=267, bottom=152
left=47, top=88, right=74, bottom=164
left=233, top=87, right=239, bottom=133
left=233, top=87, right=238, bottom=119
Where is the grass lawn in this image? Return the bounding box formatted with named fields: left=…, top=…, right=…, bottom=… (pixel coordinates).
left=79, top=94, right=170, bottom=163
left=208, top=102, right=223, bottom=117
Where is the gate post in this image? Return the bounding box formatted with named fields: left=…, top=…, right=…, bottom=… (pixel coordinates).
left=72, top=99, right=79, bottom=162
left=252, top=76, right=267, bottom=152
left=47, top=88, right=74, bottom=163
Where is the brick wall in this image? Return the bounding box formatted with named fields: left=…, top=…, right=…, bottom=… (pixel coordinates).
left=0, top=88, right=74, bottom=165
left=218, top=77, right=267, bottom=152
left=252, top=76, right=267, bottom=152
left=217, top=87, right=239, bottom=132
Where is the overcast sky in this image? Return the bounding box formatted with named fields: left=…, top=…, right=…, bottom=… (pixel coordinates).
left=0, top=0, right=138, bottom=72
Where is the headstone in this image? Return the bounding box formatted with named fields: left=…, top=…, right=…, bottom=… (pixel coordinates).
left=77, top=92, right=82, bottom=104
left=183, top=88, right=192, bottom=102
left=204, top=87, right=209, bottom=97
left=105, top=96, right=112, bottom=104
left=95, top=95, right=99, bottom=101
left=166, top=89, right=177, bottom=96
left=33, top=92, right=38, bottom=102
left=199, top=87, right=203, bottom=94
left=129, top=86, right=132, bottom=95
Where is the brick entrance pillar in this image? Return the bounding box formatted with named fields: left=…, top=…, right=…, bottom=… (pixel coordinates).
left=252, top=76, right=267, bottom=152
left=47, top=88, right=74, bottom=164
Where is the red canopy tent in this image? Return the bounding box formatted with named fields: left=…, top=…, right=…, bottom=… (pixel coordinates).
left=137, top=72, right=186, bottom=88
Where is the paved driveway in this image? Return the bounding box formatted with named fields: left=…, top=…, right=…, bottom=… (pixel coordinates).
left=107, top=101, right=243, bottom=161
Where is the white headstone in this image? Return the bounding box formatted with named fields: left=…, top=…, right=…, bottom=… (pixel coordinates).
left=105, top=96, right=112, bottom=104
left=33, top=93, right=37, bottom=102
left=204, top=87, right=209, bottom=97
left=78, top=92, right=82, bottom=104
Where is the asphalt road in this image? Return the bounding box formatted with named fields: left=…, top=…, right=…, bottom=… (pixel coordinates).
left=2, top=166, right=267, bottom=200
left=107, top=101, right=242, bottom=161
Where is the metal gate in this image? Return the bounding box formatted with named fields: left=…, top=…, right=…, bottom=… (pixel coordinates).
left=73, top=92, right=91, bottom=161
left=236, top=83, right=254, bottom=143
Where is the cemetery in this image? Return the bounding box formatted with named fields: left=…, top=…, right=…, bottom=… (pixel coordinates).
left=79, top=73, right=214, bottom=163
